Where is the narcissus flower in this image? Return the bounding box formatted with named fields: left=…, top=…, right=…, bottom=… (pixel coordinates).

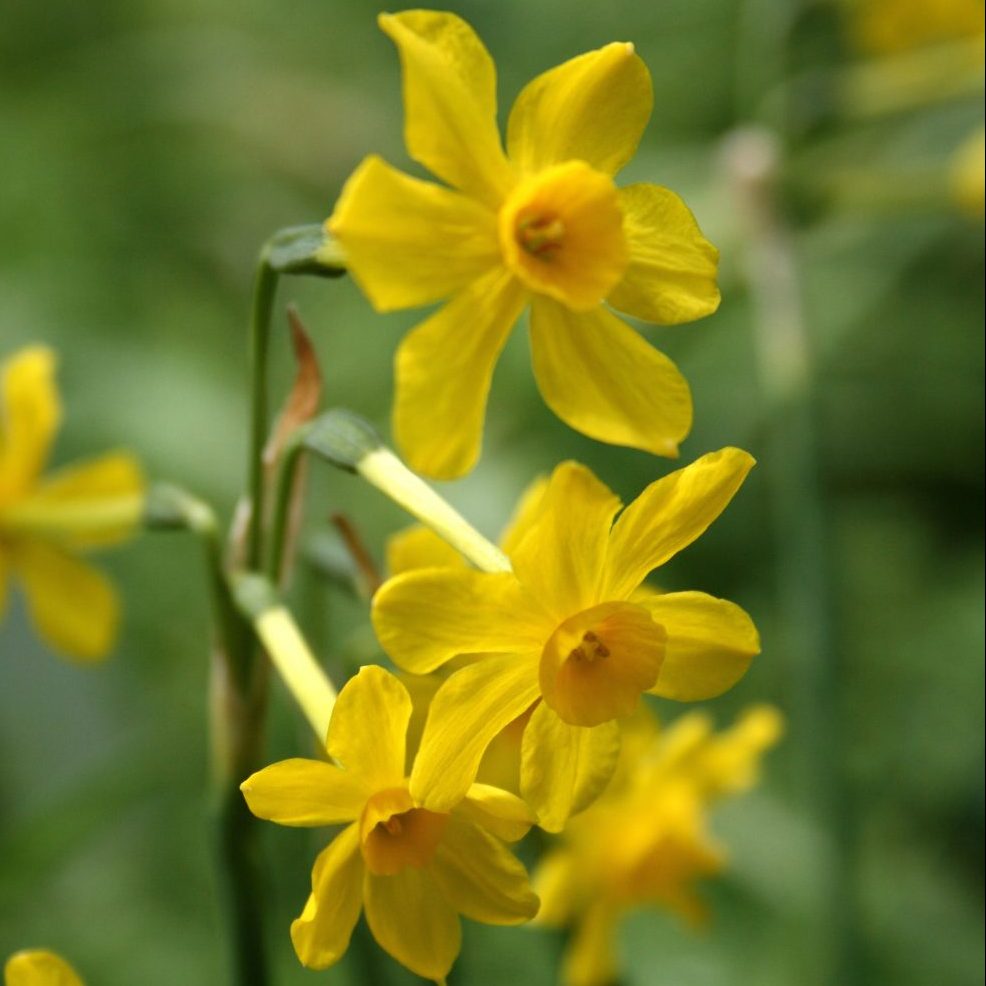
left=0, top=347, right=145, bottom=662
left=372, top=447, right=760, bottom=831
left=241, top=665, right=539, bottom=983
left=534, top=705, right=783, bottom=986
left=329, top=10, right=720, bottom=479
left=4, top=950, right=84, bottom=986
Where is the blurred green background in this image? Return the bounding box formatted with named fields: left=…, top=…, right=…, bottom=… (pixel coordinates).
left=1, top=0, right=982, bottom=984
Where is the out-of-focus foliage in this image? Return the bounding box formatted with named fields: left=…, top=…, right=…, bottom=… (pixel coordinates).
left=1, top=2, right=982, bottom=986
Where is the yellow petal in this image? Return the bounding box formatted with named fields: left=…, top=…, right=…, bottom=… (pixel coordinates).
left=529, top=297, right=692, bottom=459
left=604, top=448, right=756, bottom=599
left=0, top=346, right=61, bottom=502
left=327, top=155, right=500, bottom=313
left=635, top=590, right=759, bottom=701
left=509, top=461, right=621, bottom=620
left=607, top=183, right=720, bottom=325
left=394, top=266, right=528, bottom=480
left=520, top=702, right=620, bottom=832
left=498, top=474, right=549, bottom=556
left=290, top=823, right=364, bottom=970
left=498, top=162, right=628, bottom=311
left=240, top=758, right=368, bottom=826
left=372, top=568, right=547, bottom=675
left=430, top=816, right=539, bottom=924
left=456, top=783, right=535, bottom=842
left=378, top=10, right=513, bottom=207
left=4, top=950, right=84, bottom=986
left=695, top=704, right=784, bottom=799
left=540, top=601, right=666, bottom=726
left=531, top=848, right=581, bottom=926
left=363, top=866, right=461, bottom=982
left=5, top=452, right=145, bottom=550
left=386, top=524, right=469, bottom=576
left=506, top=42, right=652, bottom=176
left=410, top=655, right=541, bottom=812
left=563, top=899, right=621, bottom=986
left=12, top=541, right=118, bottom=662
left=326, top=666, right=411, bottom=790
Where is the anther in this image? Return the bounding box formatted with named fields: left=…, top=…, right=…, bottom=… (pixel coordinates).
left=517, top=214, right=565, bottom=258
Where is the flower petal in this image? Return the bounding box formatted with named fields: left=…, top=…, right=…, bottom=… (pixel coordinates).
left=498, top=474, right=549, bottom=556
left=529, top=297, right=692, bottom=460
left=410, top=655, right=541, bottom=812
left=531, top=848, right=581, bottom=926
left=379, top=10, right=513, bottom=206
left=507, top=42, right=652, bottom=176
left=394, top=266, right=528, bottom=479
left=386, top=524, right=468, bottom=576
left=240, top=758, right=367, bottom=826
left=327, top=155, right=500, bottom=313
left=372, top=568, right=547, bottom=675
left=0, top=346, right=61, bottom=501
left=635, top=590, right=760, bottom=701
left=6, top=452, right=145, bottom=550
left=12, top=541, right=118, bottom=662
left=290, top=823, right=364, bottom=970
left=4, top=951, right=84, bottom=986
left=604, top=448, right=756, bottom=599
left=520, top=702, right=621, bottom=832
left=363, top=865, right=461, bottom=982
left=431, top=816, right=539, bottom=924
left=326, top=666, right=411, bottom=790
left=457, top=783, right=536, bottom=842
left=563, top=899, right=621, bottom=986
left=509, top=461, right=621, bottom=619
left=607, top=183, right=720, bottom=325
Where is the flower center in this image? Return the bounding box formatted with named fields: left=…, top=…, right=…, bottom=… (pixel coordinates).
left=498, top=160, right=628, bottom=311
left=539, top=601, right=666, bottom=727
left=516, top=213, right=566, bottom=258
left=359, top=787, right=449, bottom=876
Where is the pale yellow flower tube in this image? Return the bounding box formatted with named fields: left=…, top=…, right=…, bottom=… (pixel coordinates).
left=233, top=574, right=337, bottom=742
left=357, top=447, right=511, bottom=574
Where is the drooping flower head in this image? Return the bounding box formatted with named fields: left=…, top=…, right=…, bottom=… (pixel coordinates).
left=329, top=10, right=720, bottom=479
left=0, top=347, right=145, bottom=662
left=372, top=448, right=760, bottom=831
left=4, top=950, right=84, bottom=986
left=533, top=705, right=783, bottom=986
left=241, top=665, right=539, bottom=983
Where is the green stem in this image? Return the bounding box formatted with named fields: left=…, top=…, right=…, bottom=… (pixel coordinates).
left=246, top=254, right=279, bottom=573
left=145, top=484, right=269, bottom=986
left=266, top=435, right=307, bottom=584
left=725, top=127, right=859, bottom=986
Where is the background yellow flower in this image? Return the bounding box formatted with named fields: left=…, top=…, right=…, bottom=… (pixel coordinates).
left=0, top=347, right=145, bottom=662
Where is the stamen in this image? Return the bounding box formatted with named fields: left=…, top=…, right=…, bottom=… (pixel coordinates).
left=569, top=630, right=610, bottom=663
left=382, top=815, right=404, bottom=836
left=517, top=214, right=565, bottom=258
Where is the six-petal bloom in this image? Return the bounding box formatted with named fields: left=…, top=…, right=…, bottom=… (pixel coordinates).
left=533, top=705, right=783, bottom=986
left=0, top=347, right=145, bottom=662
left=372, top=447, right=760, bottom=831
left=240, top=665, right=539, bottom=983
left=328, top=10, right=721, bottom=479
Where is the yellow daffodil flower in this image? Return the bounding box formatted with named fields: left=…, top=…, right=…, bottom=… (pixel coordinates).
left=328, top=10, right=720, bottom=479
left=240, top=664, right=539, bottom=983
left=0, top=347, right=145, bottom=662
left=372, top=447, right=760, bottom=831
left=851, top=0, right=984, bottom=55
left=4, top=950, right=84, bottom=986
left=533, top=705, right=783, bottom=986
